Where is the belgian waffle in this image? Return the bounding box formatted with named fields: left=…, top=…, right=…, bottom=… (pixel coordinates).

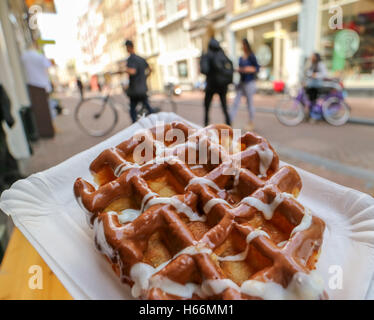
left=74, top=121, right=326, bottom=300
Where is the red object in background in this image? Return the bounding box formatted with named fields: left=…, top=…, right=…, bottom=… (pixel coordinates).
left=90, top=75, right=99, bottom=91
left=273, top=81, right=285, bottom=93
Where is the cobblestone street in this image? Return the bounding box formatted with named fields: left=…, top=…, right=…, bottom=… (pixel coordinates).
left=24, top=91, right=374, bottom=195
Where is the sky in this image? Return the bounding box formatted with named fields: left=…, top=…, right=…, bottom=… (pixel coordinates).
left=38, top=0, right=90, bottom=66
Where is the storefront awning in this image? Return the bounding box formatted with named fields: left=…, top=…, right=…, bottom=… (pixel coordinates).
left=230, top=1, right=301, bottom=32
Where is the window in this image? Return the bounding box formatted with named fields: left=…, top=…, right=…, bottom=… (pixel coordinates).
left=319, top=0, right=374, bottom=84
left=148, top=30, right=153, bottom=53
left=177, top=60, right=188, bottom=78
left=165, top=0, right=178, bottom=18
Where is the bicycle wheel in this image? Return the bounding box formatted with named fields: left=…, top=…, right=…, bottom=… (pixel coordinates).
left=275, top=96, right=305, bottom=126
left=75, top=97, right=118, bottom=137
left=322, top=97, right=350, bottom=126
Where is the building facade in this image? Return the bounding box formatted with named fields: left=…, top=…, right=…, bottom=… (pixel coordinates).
left=77, top=0, right=137, bottom=80
left=133, top=0, right=163, bottom=91
left=317, top=0, right=374, bottom=90
left=155, top=0, right=200, bottom=90
left=77, top=0, right=107, bottom=76
left=76, top=0, right=374, bottom=92
left=188, top=0, right=229, bottom=88
left=228, top=0, right=302, bottom=89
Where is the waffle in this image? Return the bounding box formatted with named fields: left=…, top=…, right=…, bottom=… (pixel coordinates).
left=74, top=121, right=327, bottom=300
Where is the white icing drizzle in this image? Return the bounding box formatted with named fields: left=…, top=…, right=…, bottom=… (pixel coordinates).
left=181, top=243, right=212, bottom=255
left=114, top=160, right=140, bottom=177
left=190, top=164, right=204, bottom=170
left=155, top=243, right=212, bottom=272
left=241, top=192, right=285, bottom=220
left=130, top=263, right=155, bottom=298
left=128, top=237, right=324, bottom=300
left=140, top=192, right=157, bottom=212
left=208, top=131, right=220, bottom=144
left=77, top=196, right=93, bottom=226
left=93, top=215, right=115, bottom=259
left=241, top=271, right=325, bottom=300
left=117, top=209, right=142, bottom=224
left=99, top=130, right=324, bottom=301
left=130, top=259, right=324, bottom=300
left=241, top=279, right=286, bottom=299
left=277, top=240, right=288, bottom=247
left=77, top=196, right=90, bottom=215
left=129, top=243, right=212, bottom=298
left=150, top=276, right=201, bottom=298
left=203, top=198, right=231, bottom=214
left=154, top=140, right=166, bottom=158
left=233, top=167, right=244, bottom=187
left=217, top=229, right=270, bottom=262
left=144, top=197, right=206, bottom=222
left=152, top=139, right=197, bottom=165
left=290, top=209, right=312, bottom=237
left=248, top=144, right=273, bottom=177
left=186, top=177, right=221, bottom=192
left=201, top=279, right=240, bottom=296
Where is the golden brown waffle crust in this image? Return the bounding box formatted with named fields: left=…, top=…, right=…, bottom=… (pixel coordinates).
left=74, top=121, right=327, bottom=300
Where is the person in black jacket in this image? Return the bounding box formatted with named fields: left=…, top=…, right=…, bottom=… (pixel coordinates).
left=0, top=84, right=22, bottom=192
left=124, top=40, right=155, bottom=123
left=200, top=38, right=233, bottom=126
left=76, top=77, right=84, bottom=100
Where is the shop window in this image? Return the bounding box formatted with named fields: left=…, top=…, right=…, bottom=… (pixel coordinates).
left=320, top=0, right=374, bottom=84
left=177, top=60, right=188, bottom=78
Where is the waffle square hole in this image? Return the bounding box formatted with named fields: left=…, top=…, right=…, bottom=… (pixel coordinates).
left=214, top=229, right=273, bottom=285
left=145, top=170, right=184, bottom=197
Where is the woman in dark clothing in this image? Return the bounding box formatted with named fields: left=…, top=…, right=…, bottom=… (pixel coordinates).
left=230, top=39, right=260, bottom=131
left=200, top=38, right=233, bottom=126
left=305, top=52, right=328, bottom=106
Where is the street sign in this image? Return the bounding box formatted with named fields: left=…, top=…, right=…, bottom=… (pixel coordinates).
left=37, top=39, right=56, bottom=46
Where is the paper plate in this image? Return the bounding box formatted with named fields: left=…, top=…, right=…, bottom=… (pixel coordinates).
left=1, top=112, right=374, bottom=300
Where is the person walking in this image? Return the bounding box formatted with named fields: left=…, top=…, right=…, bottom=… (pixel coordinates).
left=305, top=52, right=328, bottom=106
left=230, top=39, right=260, bottom=131
left=200, top=38, right=233, bottom=126
left=22, top=42, right=54, bottom=138
left=76, top=77, right=84, bottom=100
left=0, top=84, right=22, bottom=192
left=124, top=40, right=155, bottom=123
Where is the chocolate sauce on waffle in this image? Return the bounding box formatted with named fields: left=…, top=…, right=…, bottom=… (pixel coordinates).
left=74, top=122, right=326, bottom=300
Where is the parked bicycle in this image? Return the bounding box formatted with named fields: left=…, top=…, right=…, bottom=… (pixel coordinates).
left=75, top=85, right=178, bottom=137
left=276, top=79, right=351, bottom=126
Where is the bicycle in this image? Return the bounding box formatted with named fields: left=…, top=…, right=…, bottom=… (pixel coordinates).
left=275, top=79, right=351, bottom=126
left=75, top=85, right=178, bottom=137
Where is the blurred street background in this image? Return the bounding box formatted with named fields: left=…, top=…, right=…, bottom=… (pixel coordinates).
left=0, top=0, right=374, bottom=259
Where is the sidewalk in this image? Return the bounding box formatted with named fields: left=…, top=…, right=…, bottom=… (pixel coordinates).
left=23, top=92, right=374, bottom=197
left=175, top=90, right=374, bottom=118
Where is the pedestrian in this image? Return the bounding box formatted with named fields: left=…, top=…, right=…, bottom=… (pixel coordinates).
left=200, top=38, right=233, bottom=126
left=305, top=52, right=328, bottom=106
left=22, top=41, right=55, bottom=138
left=76, top=77, right=84, bottom=100
left=0, top=84, right=22, bottom=192
left=124, top=40, right=155, bottom=123
left=230, top=39, right=260, bottom=131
